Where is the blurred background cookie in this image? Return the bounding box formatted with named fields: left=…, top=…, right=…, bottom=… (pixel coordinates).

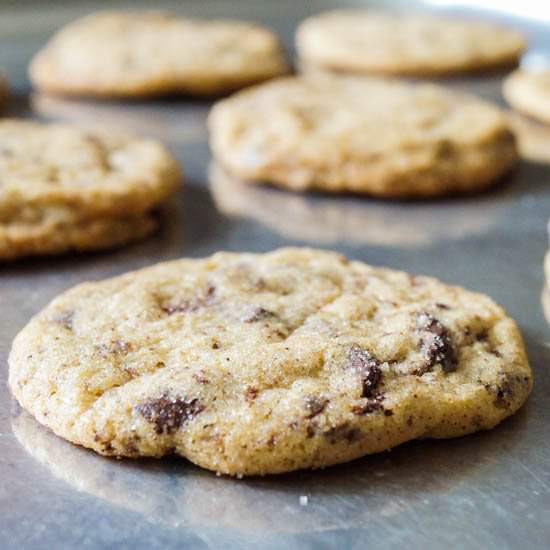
left=0, top=119, right=181, bottom=260
left=209, top=74, right=517, bottom=197
left=506, top=110, right=550, bottom=164
left=504, top=69, right=550, bottom=125
left=30, top=11, right=289, bottom=98
left=296, top=10, right=525, bottom=77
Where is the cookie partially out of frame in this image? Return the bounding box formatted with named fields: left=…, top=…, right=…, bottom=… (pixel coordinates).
left=30, top=11, right=289, bottom=97
left=208, top=75, right=517, bottom=197
left=504, top=69, right=550, bottom=125
left=0, top=119, right=180, bottom=259
left=296, top=10, right=525, bottom=76
left=9, top=248, right=532, bottom=476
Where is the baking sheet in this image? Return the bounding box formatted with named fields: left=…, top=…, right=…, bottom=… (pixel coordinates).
left=1, top=1, right=550, bottom=548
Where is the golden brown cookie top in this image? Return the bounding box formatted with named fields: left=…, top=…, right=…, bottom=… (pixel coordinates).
left=30, top=11, right=289, bottom=97
left=9, top=248, right=532, bottom=476
left=209, top=75, right=516, bottom=196
left=0, top=119, right=181, bottom=220
left=296, top=10, right=525, bottom=76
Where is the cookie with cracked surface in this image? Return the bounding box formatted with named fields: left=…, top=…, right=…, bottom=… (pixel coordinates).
left=30, top=11, right=288, bottom=98
left=9, top=248, right=532, bottom=476
left=0, top=119, right=180, bottom=259
left=208, top=75, right=517, bottom=197
left=504, top=69, right=550, bottom=125
left=296, top=10, right=525, bottom=76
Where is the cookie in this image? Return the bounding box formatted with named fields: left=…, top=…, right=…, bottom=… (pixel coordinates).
left=504, top=70, right=550, bottom=125
left=9, top=247, right=532, bottom=476
left=0, top=119, right=180, bottom=259
left=506, top=110, right=550, bottom=164
left=208, top=75, right=517, bottom=197
left=296, top=10, right=525, bottom=76
left=0, top=213, right=156, bottom=261
left=30, top=11, right=289, bottom=97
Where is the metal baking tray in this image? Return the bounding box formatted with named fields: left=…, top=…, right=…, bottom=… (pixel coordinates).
left=1, top=1, right=549, bottom=548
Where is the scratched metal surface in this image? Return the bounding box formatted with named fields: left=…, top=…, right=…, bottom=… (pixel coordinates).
left=1, top=1, right=550, bottom=549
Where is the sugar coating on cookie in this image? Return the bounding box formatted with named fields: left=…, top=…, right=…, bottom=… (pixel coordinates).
left=0, top=119, right=180, bottom=259
left=209, top=75, right=517, bottom=197
left=296, top=10, right=525, bottom=76
left=30, top=11, right=289, bottom=97
left=504, top=70, right=550, bottom=125
left=9, top=248, right=532, bottom=476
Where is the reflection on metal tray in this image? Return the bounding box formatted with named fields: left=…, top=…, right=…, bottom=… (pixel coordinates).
left=1, top=1, right=550, bottom=549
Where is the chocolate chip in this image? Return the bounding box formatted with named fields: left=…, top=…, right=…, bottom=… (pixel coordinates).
left=242, top=307, right=276, bottom=323
left=135, top=394, right=204, bottom=435
left=245, top=387, right=259, bottom=402
left=416, top=312, right=457, bottom=373
left=351, top=394, right=385, bottom=415
left=193, top=372, right=210, bottom=385
left=484, top=375, right=516, bottom=409
left=346, top=345, right=382, bottom=398
left=93, top=434, right=114, bottom=453
left=304, top=395, right=328, bottom=418
left=324, top=423, right=362, bottom=444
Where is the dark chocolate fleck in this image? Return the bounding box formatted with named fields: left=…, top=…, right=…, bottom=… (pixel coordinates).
left=304, top=395, right=328, bottom=418
left=324, top=423, right=362, bottom=444
left=351, top=394, right=385, bottom=415
left=245, top=387, right=259, bottom=402
left=135, top=394, right=204, bottom=435
left=484, top=375, right=517, bottom=409
left=416, top=312, right=457, bottom=373
left=193, top=372, right=210, bottom=385
left=346, top=345, right=382, bottom=398
left=242, top=307, right=276, bottom=323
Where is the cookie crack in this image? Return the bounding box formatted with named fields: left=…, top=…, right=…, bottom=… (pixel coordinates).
left=279, top=289, right=343, bottom=341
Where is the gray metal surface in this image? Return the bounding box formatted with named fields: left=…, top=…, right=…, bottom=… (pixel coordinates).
left=1, top=2, right=550, bottom=549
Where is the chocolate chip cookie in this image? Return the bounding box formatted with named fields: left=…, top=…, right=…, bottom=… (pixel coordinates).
left=30, top=11, right=288, bottom=97
left=9, top=248, right=532, bottom=476
left=0, top=119, right=180, bottom=260
left=208, top=75, right=517, bottom=197
left=296, top=10, right=525, bottom=76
